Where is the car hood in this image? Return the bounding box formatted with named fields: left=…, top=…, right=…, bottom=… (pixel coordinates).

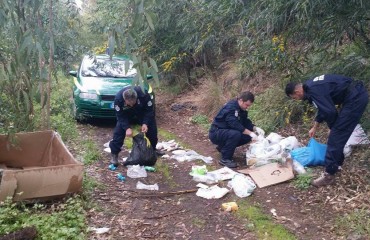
left=80, top=77, right=133, bottom=95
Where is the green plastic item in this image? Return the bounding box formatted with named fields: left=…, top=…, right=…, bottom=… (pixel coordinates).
left=144, top=166, right=156, bottom=172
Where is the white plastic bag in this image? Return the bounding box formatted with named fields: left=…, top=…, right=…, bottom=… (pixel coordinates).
left=127, top=165, right=147, bottom=178
left=228, top=173, right=256, bottom=198
left=278, top=136, right=300, bottom=151
left=196, top=185, right=229, bottom=199
left=344, top=124, right=370, bottom=157
left=136, top=181, right=159, bottom=191
left=266, top=132, right=283, bottom=144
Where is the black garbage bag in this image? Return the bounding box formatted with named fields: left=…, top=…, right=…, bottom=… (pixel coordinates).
left=124, top=133, right=157, bottom=166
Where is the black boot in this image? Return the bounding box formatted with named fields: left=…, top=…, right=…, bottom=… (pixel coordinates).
left=218, top=159, right=237, bottom=168
left=110, top=153, right=119, bottom=167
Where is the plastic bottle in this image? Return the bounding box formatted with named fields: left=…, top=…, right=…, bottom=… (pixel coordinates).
left=117, top=173, right=126, bottom=181
left=144, top=166, right=156, bottom=172
left=292, top=159, right=306, bottom=174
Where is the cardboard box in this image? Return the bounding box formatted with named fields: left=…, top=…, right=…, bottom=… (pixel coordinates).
left=0, top=130, right=84, bottom=201
left=238, top=161, right=294, bottom=188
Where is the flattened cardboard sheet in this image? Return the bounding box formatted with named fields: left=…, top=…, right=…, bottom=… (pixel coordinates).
left=238, top=162, right=294, bottom=188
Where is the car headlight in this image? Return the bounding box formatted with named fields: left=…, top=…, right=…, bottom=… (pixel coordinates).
left=79, top=92, right=98, bottom=100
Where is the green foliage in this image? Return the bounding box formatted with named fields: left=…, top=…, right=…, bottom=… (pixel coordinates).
left=236, top=200, right=296, bottom=240
left=0, top=196, right=86, bottom=239
left=191, top=114, right=211, bottom=131
left=293, top=171, right=313, bottom=190
left=81, top=138, right=101, bottom=165
left=335, top=209, right=370, bottom=237
left=248, top=85, right=308, bottom=133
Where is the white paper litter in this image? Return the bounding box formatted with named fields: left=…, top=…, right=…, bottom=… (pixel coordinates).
left=207, top=167, right=238, bottom=181
left=170, top=150, right=213, bottom=164
left=136, top=181, right=159, bottom=191
left=127, top=165, right=147, bottom=178
left=156, top=140, right=180, bottom=152
left=192, top=172, right=219, bottom=184
left=103, top=141, right=111, bottom=148
left=196, top=185, right=229, bottom=199
left=104, top=147, right=111, bottom=153
left=89, top=227, right=110, bottom=234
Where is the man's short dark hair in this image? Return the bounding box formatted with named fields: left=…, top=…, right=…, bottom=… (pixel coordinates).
left=123, top=88, right=137, bottom=101
left=238, top=91, right=254, bottom=102
left=285, top=82, right=299, bottom=97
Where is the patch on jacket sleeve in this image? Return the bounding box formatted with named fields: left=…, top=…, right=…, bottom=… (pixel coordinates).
left=235, top=110, right=238, bottom=117
left=147, top=101, right=153, bottom=107
left=115, top=105, right=120, bottom=111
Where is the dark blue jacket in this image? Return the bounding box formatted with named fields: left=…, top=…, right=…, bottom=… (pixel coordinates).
left=211, top=99, right=254, bottom=132
left=113, top=86, right=155, bottom=129
left=303, top=74, right=352, bottom=128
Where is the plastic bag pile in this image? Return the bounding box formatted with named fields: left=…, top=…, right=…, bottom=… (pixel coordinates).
left=246, top=133, right=301, bottom=167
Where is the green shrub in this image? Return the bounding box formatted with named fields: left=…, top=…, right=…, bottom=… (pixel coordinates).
left=0, top=196, right=86, bottom=239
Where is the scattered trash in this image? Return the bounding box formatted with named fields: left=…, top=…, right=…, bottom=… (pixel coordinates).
left=246, top=133, right=301, bottom=167
left=104, top=147, right=111, bottom=153
left=270, top=208, right=277, bottom=217
left=117, top=173, right=125, bottom=182
left=89, top=227, right=110, bottom=234
left=192, top=172, right=219, bottom=184
left=103, top=141, right=111, bottom=148
left=196, top=185, right=229, bottom=199
left=108, top=164, right=117, bottom=171
left=156, top=140, right=180, bottom=152
left=127, top=165, right=147, bottom=178
left=171, top=150, right=213, bottom=164
left=228, top=173, right=256, bottom=198
left=136, top=181, right=159, bottom=191
left=207, top=167, right=238, bottom=181
left=189, top=165, right=208, bottom=176
left=221, top=202, right=238, bottom=212
left=144, top=166, right=156, bottom=172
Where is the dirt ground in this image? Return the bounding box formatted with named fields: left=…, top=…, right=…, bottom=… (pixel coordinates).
left=83, top=80, right=370, bottom=240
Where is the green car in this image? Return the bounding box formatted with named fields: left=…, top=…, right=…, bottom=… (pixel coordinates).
left=69, top=54, right=154, bottom=120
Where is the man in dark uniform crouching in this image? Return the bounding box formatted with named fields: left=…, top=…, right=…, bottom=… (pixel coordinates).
left=209, top=91, right=265, bottom=168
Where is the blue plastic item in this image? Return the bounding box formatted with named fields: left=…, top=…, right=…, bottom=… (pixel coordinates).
left=307, top=138, right=327, bottom=165
left=108, top=164, right=117, bottom=171
left=291, top=138, right=326, bottom=166
left=117, top=173, right=126, bottom=181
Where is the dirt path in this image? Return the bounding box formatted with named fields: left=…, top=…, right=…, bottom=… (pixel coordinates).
left=83, top=89, right=368, bottom=240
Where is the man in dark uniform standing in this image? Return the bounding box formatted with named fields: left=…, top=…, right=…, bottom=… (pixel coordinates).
left=209, top=91, right=265, bottom=168
left=109, top=86, right=158, bottom=166
left=285, top=74, right=369, bottom=187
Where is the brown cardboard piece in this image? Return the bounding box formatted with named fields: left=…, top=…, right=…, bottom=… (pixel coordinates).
left=238, top=161, right=294, bottom=188
left=0, top=130, right=84, bottom=201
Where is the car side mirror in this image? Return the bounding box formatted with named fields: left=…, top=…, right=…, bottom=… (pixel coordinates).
left=69, top=70, right=78, bottom=77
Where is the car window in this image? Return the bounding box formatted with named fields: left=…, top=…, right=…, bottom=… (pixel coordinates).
left=81, top=57, right=137, bottom=78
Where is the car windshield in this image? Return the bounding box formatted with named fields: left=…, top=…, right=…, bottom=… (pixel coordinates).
left=81, top=56, right=137, bottom=78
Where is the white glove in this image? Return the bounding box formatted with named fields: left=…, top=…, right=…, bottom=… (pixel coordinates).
left=255, top=127, right=265, bottom=136
left=249, top=132, right=258, bottom=140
